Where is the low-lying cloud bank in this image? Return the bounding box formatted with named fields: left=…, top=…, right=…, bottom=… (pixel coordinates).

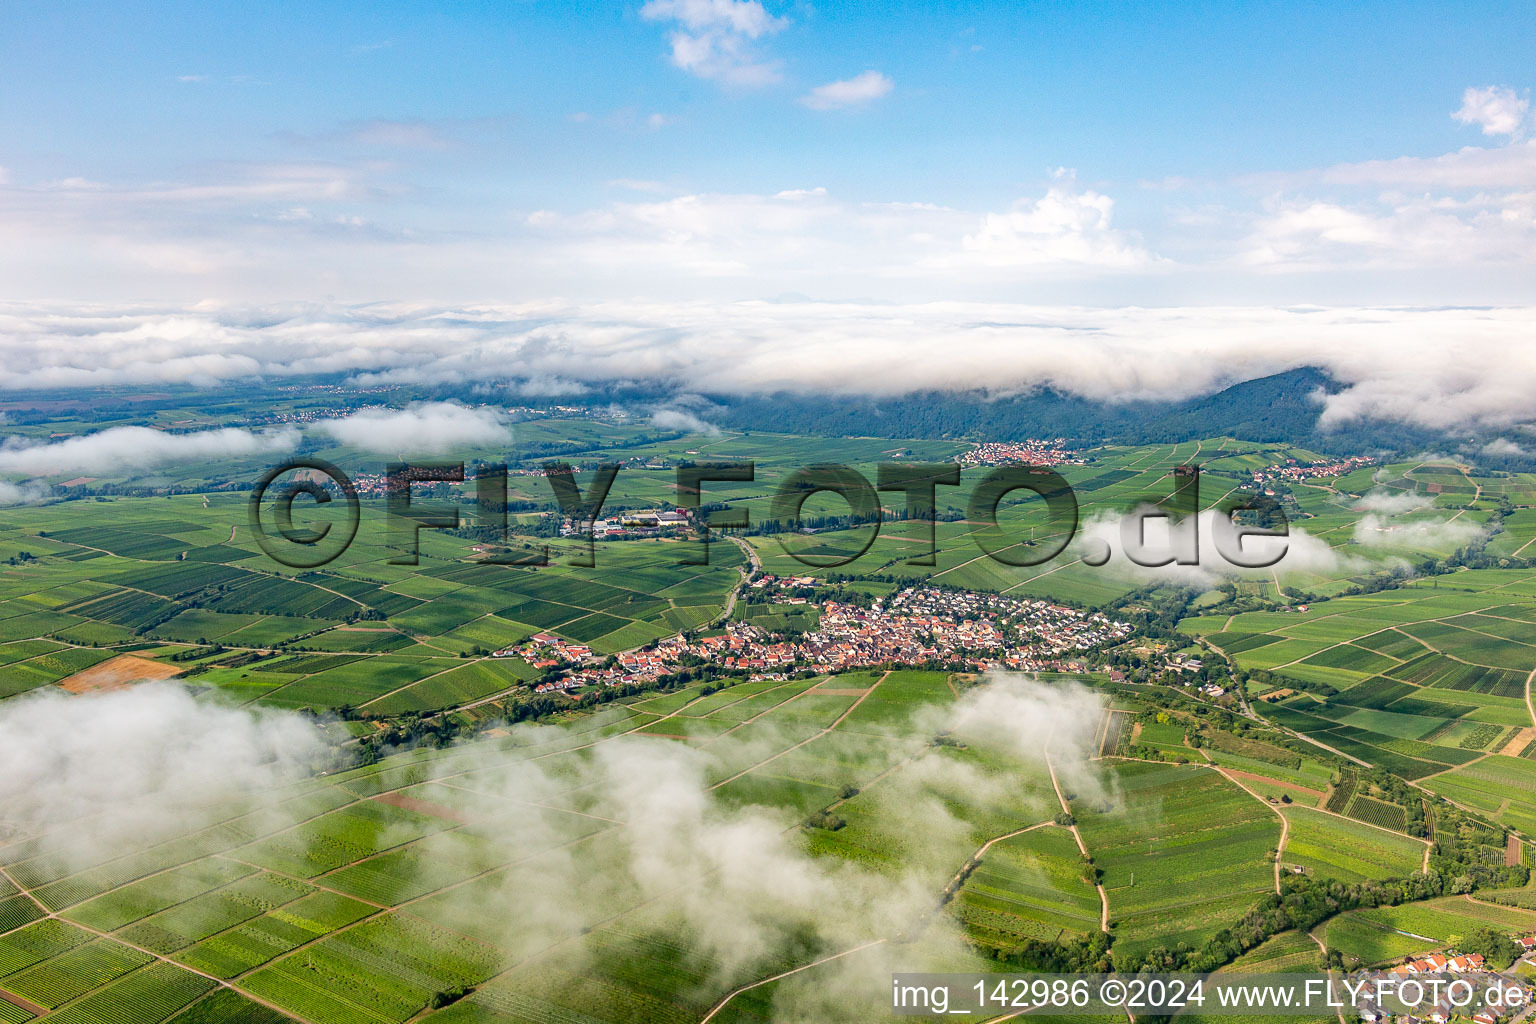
left=0, top=425, right=299, bottom=477
left=1074, top=507, right=1362, bottom=588
left=308, top=401, right=513, bottom=453
left=0, top=302, right=1534, bottom=432
left=0, top=684, right=325, bottom=868
left=0, top=480, right=53, bottom=506
left=1071, top=491, right=1489, bottom=588
left=1352, top=512, right=1486, bottom=551
left=1353, top=488, right=1433, bottom=515
left=0, top=400, right=509, bottom=477
left=0, top=673, right=1109, bottom=1010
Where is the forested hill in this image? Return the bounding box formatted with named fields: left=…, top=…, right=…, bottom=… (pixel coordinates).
left=709, top=368, right=1443, bottom=452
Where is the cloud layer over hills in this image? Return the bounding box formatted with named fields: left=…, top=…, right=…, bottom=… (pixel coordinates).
left=0, top=301, right=1532, bottom=433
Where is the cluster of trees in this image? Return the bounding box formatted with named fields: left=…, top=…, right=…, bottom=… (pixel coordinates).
left=803, top=810, right=846, bottom=831
left=1126, top=871, right=1457, bottom=974
left=982, top=929, right=1111, bottom=973
left=428, top=986, right=473, bottom=1010
left=353, top=712, right=473, bottom=764
left=1457, top=927, right=1524, bottom=970
left=1247, top=666, right=1339, bottom=699
left=1446, top=499, right=1525, bottom=570
left=1428, top=805, right=1529, bottom=890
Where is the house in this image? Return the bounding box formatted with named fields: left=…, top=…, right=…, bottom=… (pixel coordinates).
left=1518, top=936, right=1536, bottom=952
left=1473, top=1013, right=1497, bottom=1024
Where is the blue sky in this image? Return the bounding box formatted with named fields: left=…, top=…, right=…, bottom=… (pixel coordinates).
left=0, top=3, right=1534, bottom=431
left=0, top=1, right=1533, bottom=309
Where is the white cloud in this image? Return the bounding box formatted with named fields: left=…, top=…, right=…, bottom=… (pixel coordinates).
left=1453, top=85, right=1530, bottom=137
left=1353, top=487, right=1431, bottom=515
left=0, top=403, right=509, bottom=478
left=520, top=182, right=1155, bottom=281
left=1352, top=513, right=1484, bottom=551
left=1074, top=508, right=1359, bottom=588
left=0, top=480, right=51, bottom=505
left=0, top=684, right=324, bottom=871
left=3, top=142, right=1535, bottom=304
left=800, top=71, right=894, bottom=111
left=0, top=425, right=298, bottom=477
left=650, top=407, right=720, bottom=435
left=948, top=186, right=1152, bottom=269
left=0, top=672, right=1107, bottom=1001
left=1480, top=438, right=1527, bottom=457
left=640, top=0, right=787, bottom=85
left=308, top=400, right=512, bottom=454
left=1346, top=480, right=1486, bottom=551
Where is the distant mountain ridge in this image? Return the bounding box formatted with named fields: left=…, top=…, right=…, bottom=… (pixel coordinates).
left=708, top=367, right=1441, bottom=452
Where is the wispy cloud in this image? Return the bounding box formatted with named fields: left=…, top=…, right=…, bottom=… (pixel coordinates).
left=1, top=87, right=1534, bottom=304
left=1074, top=508, right=1359, bottom=588
left=0, top=480, right=52, bottom=506
left=1353, top=488, right=1432, bottom=516
left=1353, top=512, right=1485, bottom=551
left=0, top=674, right=1106, bottom=997
left=800, top=71, right=893, bottom=111
left=1481, top=437, right=1528, bottom=457
left=1300, top=140, right=1536, bottom=190
left=330, top=118, right=450, bottom=150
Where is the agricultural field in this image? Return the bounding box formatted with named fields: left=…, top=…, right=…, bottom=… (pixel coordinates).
left=1323, top=895, right=1536, bottom=967
left=1215, top=930, right=1323, bottom=973
left=0, top=491, right=745, bottom=717
left=0, top=651, right=1390, bottom=1024
left=1187, top=579, right=1536, bottom=787
left=950, top=824, right=1102, bottom=945
left=1421, top=756, right=1536, bottom=836
left=1278, top=806, right=1427, bottom=882
left=0, top=667, right=1085, bottom=1024
left=1075, top=762, right=1280, bottom=964
left=2, top=424, right=1536, bottom=1023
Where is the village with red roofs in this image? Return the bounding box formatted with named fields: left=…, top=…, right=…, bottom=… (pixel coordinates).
left=511, top=580, right=1134, bottom=695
